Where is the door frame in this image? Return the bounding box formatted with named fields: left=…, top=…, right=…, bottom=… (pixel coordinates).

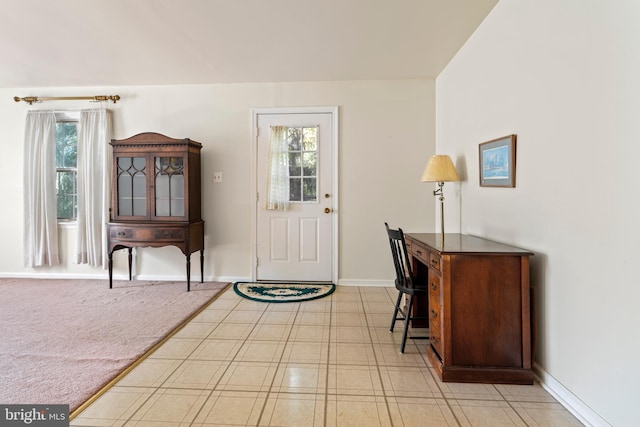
left=250, top=106, right=339, bottom=284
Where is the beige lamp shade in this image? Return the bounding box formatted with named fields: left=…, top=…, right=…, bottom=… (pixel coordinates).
left=421, top=155, right=459, bottom=182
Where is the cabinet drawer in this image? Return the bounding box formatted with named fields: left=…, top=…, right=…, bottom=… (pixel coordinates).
left=412, top=243, right=429, bottom=264
left=109, top=225, right=185, bottom=242
left=153, top=228, right=186, bottom=241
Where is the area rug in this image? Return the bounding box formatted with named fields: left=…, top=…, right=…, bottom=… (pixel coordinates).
left=0, top=278, right=229, bottom=413
left=233, top=282, right=335, bottom=303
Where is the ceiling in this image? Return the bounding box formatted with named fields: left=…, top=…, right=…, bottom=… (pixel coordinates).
left=0, top=0, right=497, bottom=89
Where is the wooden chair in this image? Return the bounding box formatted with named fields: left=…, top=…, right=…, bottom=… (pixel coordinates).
left=385, top=223, right=429, bottom=353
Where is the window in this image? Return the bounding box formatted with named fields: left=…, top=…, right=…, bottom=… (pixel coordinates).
left=287, top=126, right=318, bottom=202
left=55, top=111, right=80, bottom=221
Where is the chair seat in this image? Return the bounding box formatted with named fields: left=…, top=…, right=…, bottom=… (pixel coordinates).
left=395, top=280, right=428, bottom=296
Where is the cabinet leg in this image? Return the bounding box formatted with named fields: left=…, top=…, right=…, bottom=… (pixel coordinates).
left=186, top=254, right=191, bottom=292
left=127, top=247, right=133, bottom=280
left=108, top=251, right=113, bottom=289
left=200, top=250, right=204, bottom=283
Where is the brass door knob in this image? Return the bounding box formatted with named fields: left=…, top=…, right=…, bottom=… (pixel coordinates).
left=324, top=207, right=332, bottom=214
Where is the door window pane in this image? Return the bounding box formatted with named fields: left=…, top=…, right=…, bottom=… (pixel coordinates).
left=288, top=152, right=301, bottom=177
left=302, top=152, right=316, bottom=176
left=303, top=177, right=316, bottom=201
left=286, top=126, right=318, bottom=202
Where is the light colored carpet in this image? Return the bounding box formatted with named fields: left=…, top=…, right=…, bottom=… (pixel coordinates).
left=0, top=278, right=229, bottom=411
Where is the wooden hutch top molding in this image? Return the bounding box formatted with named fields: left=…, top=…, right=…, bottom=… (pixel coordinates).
left=111, top=132, right=202, bottom=148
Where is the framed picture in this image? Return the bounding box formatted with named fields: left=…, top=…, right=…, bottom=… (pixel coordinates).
left=479, top=134, right=517, bottom=187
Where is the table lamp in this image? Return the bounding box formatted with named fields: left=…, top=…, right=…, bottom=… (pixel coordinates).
left=421, top=155, right=459, bottom=237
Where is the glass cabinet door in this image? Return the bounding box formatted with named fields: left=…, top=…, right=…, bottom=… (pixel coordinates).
left=154, top=156, right=185, bottom=218
left=116, top=156, right=147, bottom=216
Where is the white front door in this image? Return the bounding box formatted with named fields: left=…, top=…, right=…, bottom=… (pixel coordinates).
left=255, top=110, right=335, bottom=282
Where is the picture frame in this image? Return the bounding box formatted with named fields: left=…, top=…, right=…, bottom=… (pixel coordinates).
left=479, top=134, right=517, bottom=187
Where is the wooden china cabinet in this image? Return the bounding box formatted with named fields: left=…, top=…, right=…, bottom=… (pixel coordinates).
left=107, top=132, right=204, bottom=291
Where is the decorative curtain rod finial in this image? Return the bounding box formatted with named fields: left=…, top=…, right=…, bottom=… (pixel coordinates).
left=94, top=95, right=120, bottom=103
left=14, top=96, right=39, bottom=105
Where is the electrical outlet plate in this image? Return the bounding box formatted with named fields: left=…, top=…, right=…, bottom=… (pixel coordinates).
left=213, top=172, right=223, bottom=183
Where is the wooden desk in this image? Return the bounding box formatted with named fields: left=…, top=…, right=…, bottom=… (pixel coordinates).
left=405, top=233, right=534, bottom=384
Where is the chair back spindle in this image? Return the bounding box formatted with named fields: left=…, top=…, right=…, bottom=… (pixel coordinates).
left=385, top=223, right=413, bottom=289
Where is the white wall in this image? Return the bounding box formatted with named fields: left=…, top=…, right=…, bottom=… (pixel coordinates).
left=0, top=79, right=434, bottom=285
left=436, top=1, right=640, bottom=426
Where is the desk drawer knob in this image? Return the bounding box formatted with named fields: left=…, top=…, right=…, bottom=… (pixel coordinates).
left=117, top=231, right=126, bottom=237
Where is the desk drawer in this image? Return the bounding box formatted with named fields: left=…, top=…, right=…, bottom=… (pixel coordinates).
left=412, top=243, right=429, bottom=265
left=429, top=253, right=441, bottom=272
left=428, top=272, right=443, bottom=357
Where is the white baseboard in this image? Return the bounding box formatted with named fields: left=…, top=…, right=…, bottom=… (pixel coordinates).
left=1, top=273, right=393, bottom=287
left=0, top=273, right=249, bottom=284
left=0, top=272, right=109, bottom=280
left=337, top=279, right=393, bottom=287
left=133, top=274, right=248, bottom=283
left=533, top=363, right=611, bottom=427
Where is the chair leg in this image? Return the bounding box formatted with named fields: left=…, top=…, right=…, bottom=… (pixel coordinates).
left=401, top=294, right=414, bottom=353
left=390, top=291, right=403, bottom=332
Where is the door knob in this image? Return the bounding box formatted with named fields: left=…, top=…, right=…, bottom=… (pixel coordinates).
left=324, top=207, right=332, bottom=214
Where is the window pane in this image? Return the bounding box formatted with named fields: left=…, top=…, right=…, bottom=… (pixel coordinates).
left=302, top=127, right=317, bottom=151
left=56, top=121, right=78, bottom=220
left=289, top=178, right=301, bottom=201
left=302, top=152, right=316, bottom=177
left=287, top=128, right=301, bottom=150
left=288, top=152, right=301, bottom=177
left=56, top=171, right=77, bottom=219
left=303, top=177, right=317, bottom=201
left=56, top=122, right=77, bottom=168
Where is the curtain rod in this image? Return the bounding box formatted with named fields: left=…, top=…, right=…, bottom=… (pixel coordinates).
left=13, top=95, right=120, bottom=105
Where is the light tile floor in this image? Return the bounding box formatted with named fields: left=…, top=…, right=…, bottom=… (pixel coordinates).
left=71, top=285, right=584, bottom=426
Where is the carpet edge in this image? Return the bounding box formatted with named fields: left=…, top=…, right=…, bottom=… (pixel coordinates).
left=70, top=281, right=232, bottom=420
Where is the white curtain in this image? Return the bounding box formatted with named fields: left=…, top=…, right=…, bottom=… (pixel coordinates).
left=75, top=109, right=112, bottom=268
left=23, top=111, right=59, bottom=267
left=266, top=126, right=290, bottom=211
